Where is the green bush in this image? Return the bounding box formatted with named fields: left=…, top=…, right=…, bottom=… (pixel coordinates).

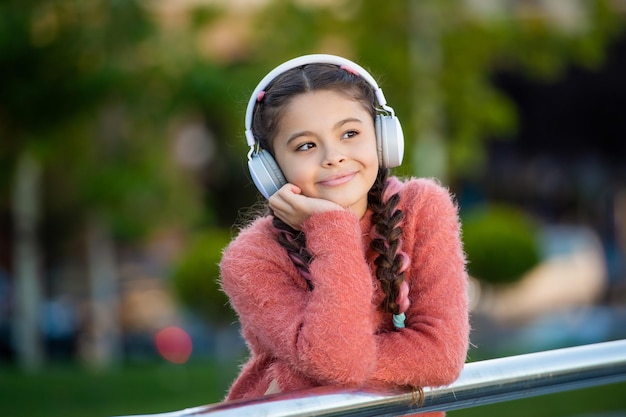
left=461, top=204, right=541, bottom=285
left=170, top=229, right=235, bottom=324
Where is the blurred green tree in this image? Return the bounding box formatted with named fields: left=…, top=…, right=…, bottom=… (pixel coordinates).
left=0, top=0, right=210, bottom=369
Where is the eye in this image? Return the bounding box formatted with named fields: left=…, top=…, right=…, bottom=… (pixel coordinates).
left=296, top=142, right=316, bottom=152
left=342, top=130, right=359, bottom=139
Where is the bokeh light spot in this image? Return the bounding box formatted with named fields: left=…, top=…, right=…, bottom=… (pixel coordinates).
left=154, top=326, right=193, bottom=364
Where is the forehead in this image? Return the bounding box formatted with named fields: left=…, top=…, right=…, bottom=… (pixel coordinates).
left=279, top=90, right=372, bottom=124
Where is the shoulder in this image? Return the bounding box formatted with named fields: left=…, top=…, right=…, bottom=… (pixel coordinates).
left=221, top=216, right=281, bottom=266
left=220, top=215, right=301, bottom=293
left=394, top=176, right=458, bottom=212
left=392, top=176, right=461, bottom=234
left=235, top=215, right=276, bottom=240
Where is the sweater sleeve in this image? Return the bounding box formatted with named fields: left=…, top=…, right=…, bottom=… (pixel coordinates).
left=370, top=179, right=470, bottom=388
left=219, top=212, right=378, bottom=386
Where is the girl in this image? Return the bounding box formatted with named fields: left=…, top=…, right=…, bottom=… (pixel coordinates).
left=219, top=55, right=469, bottom=415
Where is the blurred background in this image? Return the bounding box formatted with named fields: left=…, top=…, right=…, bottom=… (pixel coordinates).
left=1, top=1, right=625, bottom=416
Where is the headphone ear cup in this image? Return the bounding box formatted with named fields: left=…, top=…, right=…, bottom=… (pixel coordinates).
left=375, top=114, right=404, bottom=168
left=248, top=149, right=286, bottom=199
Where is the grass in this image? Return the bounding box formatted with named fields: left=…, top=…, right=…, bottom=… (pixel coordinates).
left=449, top=381, right=626, bottom=417
left=1, top=359, right=625, bottom=417
left=0, top=360, right=240, bottom=417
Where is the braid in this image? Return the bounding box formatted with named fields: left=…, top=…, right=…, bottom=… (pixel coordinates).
left=369, top=169, right=409, bottom=315
left=272, top=216, right=315, bottom=290
left=270, top=169, right=409, bottom=314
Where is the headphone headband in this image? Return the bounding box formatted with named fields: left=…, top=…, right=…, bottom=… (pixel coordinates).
left=244, top=54, right=390, bottom=148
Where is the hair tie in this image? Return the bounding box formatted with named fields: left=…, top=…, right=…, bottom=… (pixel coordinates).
left=393, top=313, right=406, bottom=328
left=340, top=65, right=360, bottom=76
left=257, top=90, right=266, bottom=102
left=393, top=280, right=410, bottom=329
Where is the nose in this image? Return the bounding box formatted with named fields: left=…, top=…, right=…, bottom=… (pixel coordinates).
left=322, top=145, right=346, bottom=167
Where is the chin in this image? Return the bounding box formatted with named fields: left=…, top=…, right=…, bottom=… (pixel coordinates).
left=328, top=195, right=361, bottom=210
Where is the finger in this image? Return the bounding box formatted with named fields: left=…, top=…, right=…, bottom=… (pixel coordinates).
left=289, top=184, right=302, bottom=195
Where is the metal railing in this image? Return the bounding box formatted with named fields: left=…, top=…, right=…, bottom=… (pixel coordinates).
left=118, top=339, right=626, bottom=417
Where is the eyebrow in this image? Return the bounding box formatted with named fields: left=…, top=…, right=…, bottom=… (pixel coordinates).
left=285, top=117, right=364, bottom=145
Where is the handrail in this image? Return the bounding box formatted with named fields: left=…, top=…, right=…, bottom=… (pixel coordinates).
left=117, top=339, right=626, bottom=417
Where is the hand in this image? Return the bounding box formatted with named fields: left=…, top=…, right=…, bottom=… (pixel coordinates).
left=269, top=184, right=344, bottom=230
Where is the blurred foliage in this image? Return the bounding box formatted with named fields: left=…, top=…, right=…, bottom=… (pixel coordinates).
left=462, top=204, right=541, bottom=284
left=169, top=229, right=235, bottom=325
left=1, top=0, right=625, bottom=325
left=0, top=0, right=201, bottom=242
left=438, top=0, right=624, bottom=178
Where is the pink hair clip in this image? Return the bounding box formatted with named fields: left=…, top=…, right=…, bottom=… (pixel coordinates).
left=340, top=65, right=360, bottom=76
left=257, top=90, right=266, bottom=102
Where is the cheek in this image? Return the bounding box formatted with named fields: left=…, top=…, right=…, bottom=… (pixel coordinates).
left=363, top=136, right=380, bottom=167
left=278, top=157, right=313, bottom=187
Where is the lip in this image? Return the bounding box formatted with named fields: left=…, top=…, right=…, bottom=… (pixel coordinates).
left=317, top=171, right=357, bottom=187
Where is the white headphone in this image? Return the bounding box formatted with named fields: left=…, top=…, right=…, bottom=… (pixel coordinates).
left=244, top=54, right=404, bottom=199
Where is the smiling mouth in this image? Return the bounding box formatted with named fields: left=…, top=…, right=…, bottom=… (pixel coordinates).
left=318, top=172, right=357, bottom=187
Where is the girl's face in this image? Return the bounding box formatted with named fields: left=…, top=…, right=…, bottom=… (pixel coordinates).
left=272, top=89, right=379, bottom=217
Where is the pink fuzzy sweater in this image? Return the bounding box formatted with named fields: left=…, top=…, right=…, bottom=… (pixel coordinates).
left=219, top=177, right=469, bottom=416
